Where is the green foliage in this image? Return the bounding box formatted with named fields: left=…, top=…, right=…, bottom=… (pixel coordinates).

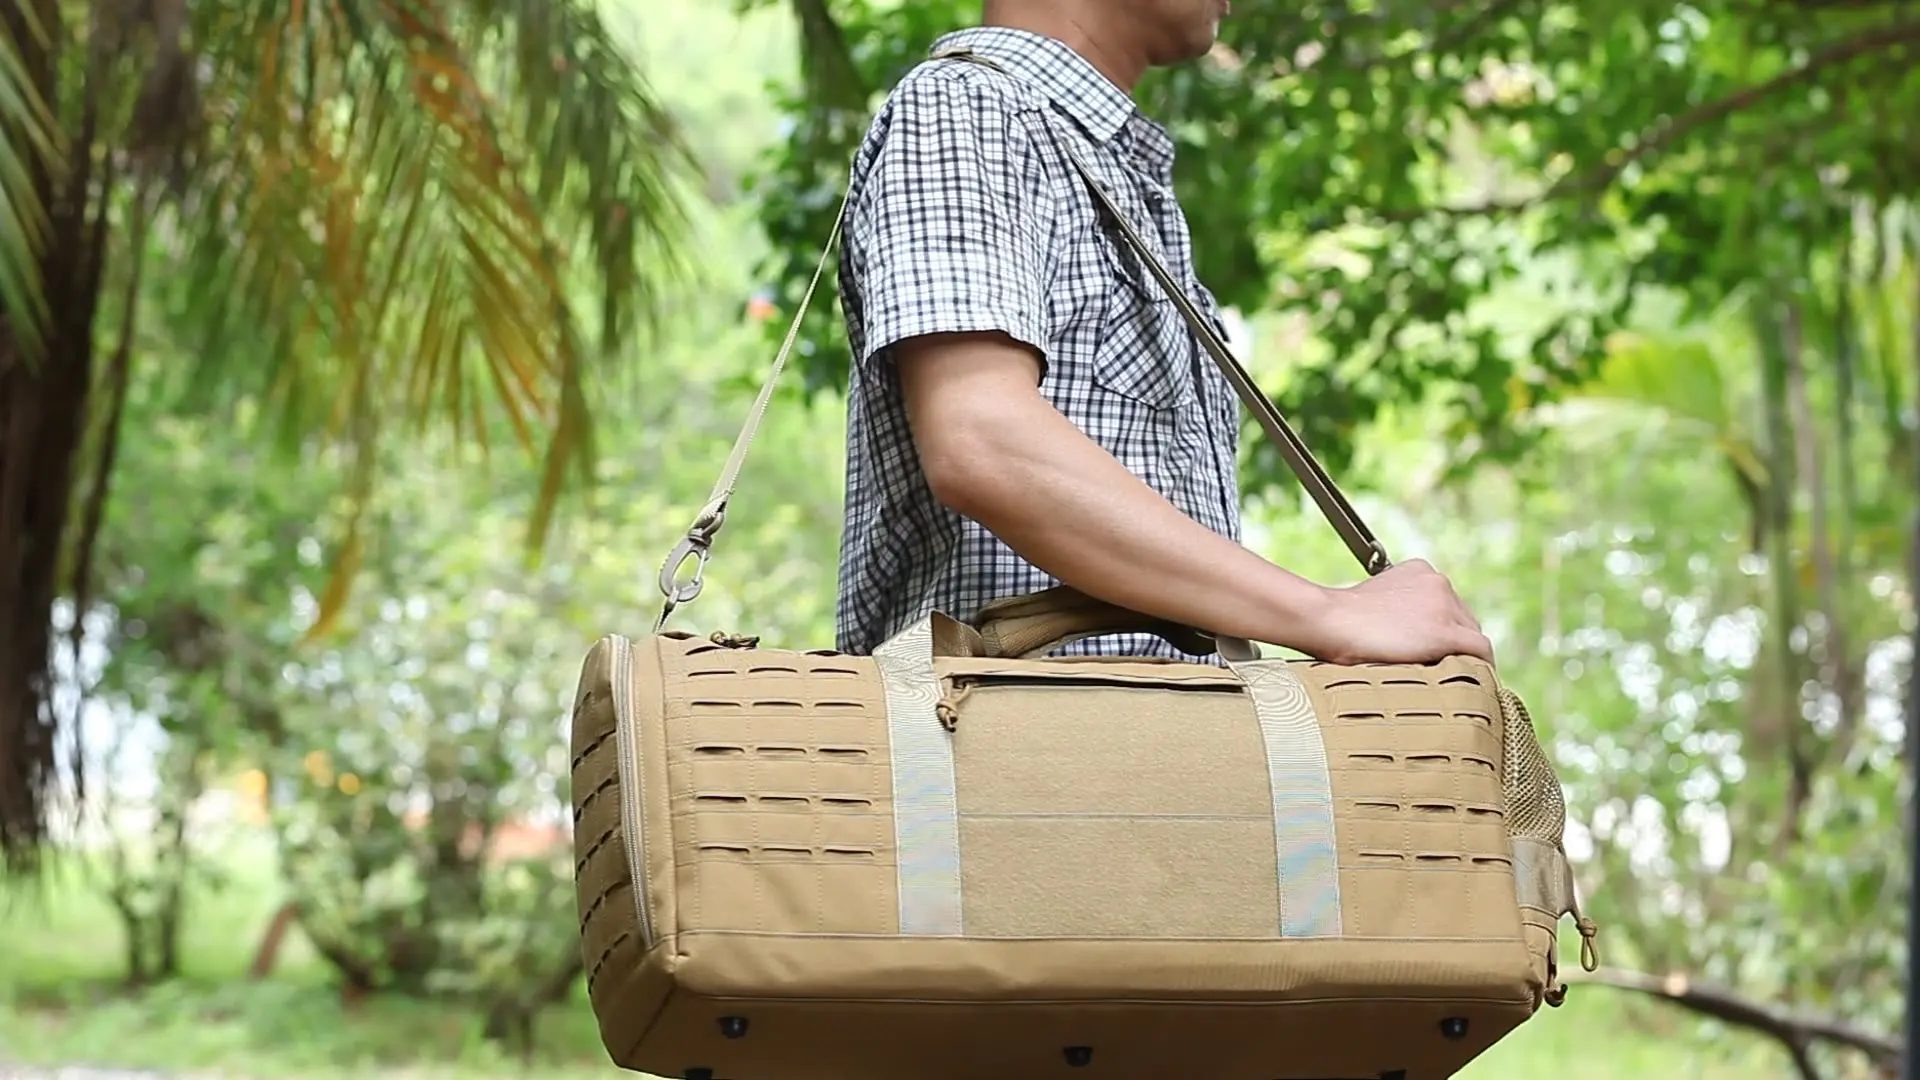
left=1406, top=277, right=1911, bottom=1036
left=46, top=1, right=850, bottom=1018
left=0, top=0, right=705, bottom=867
left=748, top=0, right=1920, bottom=486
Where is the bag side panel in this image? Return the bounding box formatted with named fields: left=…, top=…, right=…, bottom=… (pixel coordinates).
left=1306, top=662, right=1520, bottom=939
left=1299, top=656, right=1540, bottom=1005
left=659, top=641, right=902, bottom=941
left=632, top=635, right=683, bottom=948
left=570, top=637, right=674, bottom=1063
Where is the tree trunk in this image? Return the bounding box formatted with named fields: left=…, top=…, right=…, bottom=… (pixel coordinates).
left=1827, top=218, right=1863, bottom=761
left=249, top=902, right=302, bottom=979
left=0, top=0, right=116, bottom=870
left=1783, top=293, right=1848, bottom=761
left=1754, top=290, right=1811, bottom=849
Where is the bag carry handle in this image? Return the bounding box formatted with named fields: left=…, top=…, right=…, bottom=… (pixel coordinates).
left=652, top=47, right=1389, bottom=630
left=966, top=585, right=1221, bottom=659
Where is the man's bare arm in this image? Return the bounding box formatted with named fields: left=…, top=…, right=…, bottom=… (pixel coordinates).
left=895, top=331, right=1494, bottom=664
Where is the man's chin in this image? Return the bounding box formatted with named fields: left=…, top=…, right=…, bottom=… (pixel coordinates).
left=1172, top=26, right=1222, bottom=64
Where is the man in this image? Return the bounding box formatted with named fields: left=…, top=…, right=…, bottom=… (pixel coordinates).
left=834, top=0, right=1492, bottom=666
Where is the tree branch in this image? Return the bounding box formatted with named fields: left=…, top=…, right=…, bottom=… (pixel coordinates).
left=1357, top=18, right=1920, bottom=227
left=1570, top=968, right=1904, bottom=1079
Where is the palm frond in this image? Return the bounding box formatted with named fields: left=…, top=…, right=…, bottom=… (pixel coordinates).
left=0, top=2, right=60, bottom=363
left=151, top=0, right=697, bottom=628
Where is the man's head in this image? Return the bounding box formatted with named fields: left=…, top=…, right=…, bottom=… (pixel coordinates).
left=982, top=0, right=1228, bottom=85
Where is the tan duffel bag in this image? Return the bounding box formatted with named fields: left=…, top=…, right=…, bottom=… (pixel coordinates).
left=570, top=58, right=1599, bottom=1077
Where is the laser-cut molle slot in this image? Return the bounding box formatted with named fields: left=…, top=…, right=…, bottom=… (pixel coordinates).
left=694, top=843, right=878, bottom=860
left=688, top=700, right=746, bottom=713
left=691, top=793, right=874, bottom=811
left=1354, top=801, right=1401, bottom=813
left=1472, top=856, right=1512, bottom=869
left=1440, top=673, right=1483, bottom=687
left=1465, top=804, right=1504, bottom=819
left=1348, top=752, right=1396, bottom=765
left=750, top=699, right=805, bottom=712
left=1381, top=677, right=1426, bottom=687
left=1339, top=711, right=1388, bottom=723
left=1406, top=753, right=1452, bottom=769
left=684, top=643, right=727, bottom=656
left=1323, top=678, right=1371, bottom=690
left=1396, top=711, right=1445, bottom=722
left=1414, top=853, right=1464, bottom=864
left=684, top=697, right=864, bottom=716
left=691, top=743, right=874, bottom=762
left=686, top=668, right=734, bottom=678
left=747, top=664, right=801, bottom=675
left=1411, top=802, right=1459, bottom=815
left=1357, top=850, right=1405, bottom=863
left=1460, top=754, right=1496, bottom=773
left=807, top=664, right=861, bottom=677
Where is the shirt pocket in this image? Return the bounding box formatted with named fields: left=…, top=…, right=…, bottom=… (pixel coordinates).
left=1091, top=217, right=1196, bottom=413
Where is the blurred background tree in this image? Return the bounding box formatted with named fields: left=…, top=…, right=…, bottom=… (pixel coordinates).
left=0, top=0, right=694, bottom=867
left=0, top=1, right=1914, bottom=1078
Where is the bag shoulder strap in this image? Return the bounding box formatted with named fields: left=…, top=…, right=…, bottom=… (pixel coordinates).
left=1045, top=114, right=1389, bottom=577
left=651, top=191, right=848, bottom=630
left=653, top=46, right=1388, bottom=630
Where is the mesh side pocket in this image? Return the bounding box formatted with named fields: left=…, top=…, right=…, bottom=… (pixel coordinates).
left=1498, top=687, right=1567, bottom=846
left=1497, top=685, right=1600, bottom=995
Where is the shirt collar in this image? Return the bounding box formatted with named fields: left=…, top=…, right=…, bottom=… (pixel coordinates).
left=927, top=26, right=1138, bottom=145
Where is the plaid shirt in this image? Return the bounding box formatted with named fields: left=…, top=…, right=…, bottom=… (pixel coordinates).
left=833, top=26, right=1242, bottom=660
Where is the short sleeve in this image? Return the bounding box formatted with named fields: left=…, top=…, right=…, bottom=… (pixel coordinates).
left=844, top=69, right=1054, bottom=376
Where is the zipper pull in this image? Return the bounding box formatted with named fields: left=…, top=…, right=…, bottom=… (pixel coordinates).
left=935, top=676, right=975, bottom=732
left=1563, top=855, right=1600, bottom=971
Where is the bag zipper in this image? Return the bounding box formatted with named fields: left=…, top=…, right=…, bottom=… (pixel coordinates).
left=609, top=634, right=656, bottom=948
left=937, top=672, right=1243, bottom=730
left=945, top=673, right=1245, bottom=693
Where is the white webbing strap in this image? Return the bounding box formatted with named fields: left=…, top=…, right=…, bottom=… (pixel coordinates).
left=653, top=188, right=851, bottom=631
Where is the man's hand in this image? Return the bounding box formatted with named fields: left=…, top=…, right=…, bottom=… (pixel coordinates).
left=1296, top=559, right=1494, bottom=665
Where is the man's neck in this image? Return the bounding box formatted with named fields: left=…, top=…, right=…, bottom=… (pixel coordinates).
left=978, top=2, right=1147, bottom=91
